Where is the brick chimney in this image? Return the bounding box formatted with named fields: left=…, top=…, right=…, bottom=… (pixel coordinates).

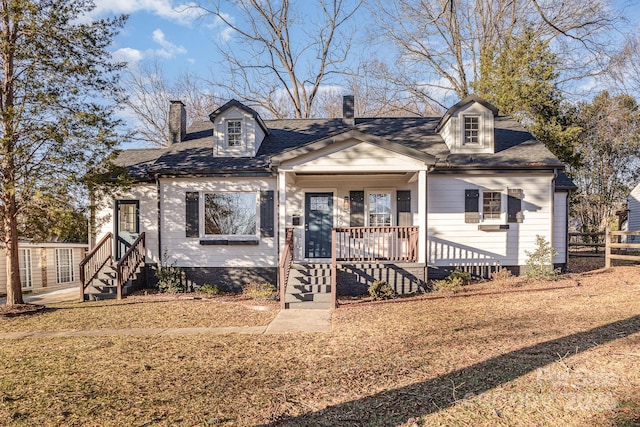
left=342, top=95, right=354, bottom=125
left=169, top=100, right=186, bottom=144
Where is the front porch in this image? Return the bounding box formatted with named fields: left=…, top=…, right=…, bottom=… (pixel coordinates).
left=271, top=130, right=434, bottom=309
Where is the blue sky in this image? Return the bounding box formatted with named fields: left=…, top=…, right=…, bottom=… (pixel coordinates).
left=91, top=0, right=640, bottom=98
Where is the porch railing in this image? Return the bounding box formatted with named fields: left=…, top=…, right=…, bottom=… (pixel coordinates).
left=330, top=226, right=420, bottom=309
left=278, top=227, right=294, bottom=309
left=116, top=232, right=146, bottom=300
left=333, top=226, right=419, bottom=262
left=79, top=232, right=112, bottom=302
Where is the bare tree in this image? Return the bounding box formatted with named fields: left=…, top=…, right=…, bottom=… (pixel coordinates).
left=123, top=61, right=222, bottom=147
left=198, top=0, right=362, bottom=119
left=570, top=91, right=640, bottom=233
left=370, top=0, right=620, bottom=112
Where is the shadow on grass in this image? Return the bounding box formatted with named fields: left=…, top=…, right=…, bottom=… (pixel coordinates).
left=263, top=315, right=640, bottom=426
left=43, top=299, right=183, bottom=312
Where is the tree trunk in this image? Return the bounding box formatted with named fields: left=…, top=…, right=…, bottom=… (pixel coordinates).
left=4, top=190, right=23, bottom=305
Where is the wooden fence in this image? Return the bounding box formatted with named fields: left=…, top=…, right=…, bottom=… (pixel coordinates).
left=605, top=230, right=640, bottom=268
left=568, top=232, right=606, bottom=257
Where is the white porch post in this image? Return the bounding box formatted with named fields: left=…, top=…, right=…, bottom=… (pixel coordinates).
left=278, top=170, right=287, bottom=253
left=418, top=170, right=427, bottom=264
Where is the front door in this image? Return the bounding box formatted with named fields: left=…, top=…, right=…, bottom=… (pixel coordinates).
left=305, top=192, right=333, bottom=258
left=116, top=200, right=140, bottom=259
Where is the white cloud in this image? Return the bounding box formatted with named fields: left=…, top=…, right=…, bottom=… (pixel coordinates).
left=111, top=29, right=187, bottom=65
left=112, top=47, right=144, bottom=65
left=208, top=13, right=235, bottom=42
left=151, top=28, right=187, bottom=58
left=88, top=0, right=205, bottom=26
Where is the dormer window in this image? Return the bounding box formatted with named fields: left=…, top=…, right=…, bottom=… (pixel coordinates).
left=464, top=116, right=479, bottom=144
left=227, top=120, right=242, bottom=146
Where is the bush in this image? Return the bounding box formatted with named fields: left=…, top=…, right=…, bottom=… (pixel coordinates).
left=197, top=284, right=221, bottom=296
left=525, top=235, right=559, bottom=281
left=368, top=280, right=396, bottom=300
left=243, top=282, right=276, bottom=300
left=491, top=267, right=515, bottom=286
left=432, top=268, right=471, bottom=293
left=156, top=253, right=185, bottom=293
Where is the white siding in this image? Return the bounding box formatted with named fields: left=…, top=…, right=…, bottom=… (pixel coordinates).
left=95, top=184, right=159, bottom=263
left=427, top=174, right=555, bottom=268
left=628, top=183, right=640, bottom=243
left=160, top=177, right=277, bottom=268
left=553, top=192, right=568, bottom=264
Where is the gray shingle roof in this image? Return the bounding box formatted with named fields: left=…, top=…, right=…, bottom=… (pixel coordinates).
left=114, top=110, right=567, bottom=177
left=112, top=148, right=165, bottom=179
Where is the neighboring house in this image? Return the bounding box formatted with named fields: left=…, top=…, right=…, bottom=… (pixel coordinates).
left=626, top=182, right=640, bottom=243
left=0, top=242, right=88, bottom=295
left=88, top=95, right=575, bottom=307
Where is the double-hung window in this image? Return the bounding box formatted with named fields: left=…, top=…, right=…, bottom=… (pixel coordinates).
left=464, top=116, right=480, bottom=144
left=204, top=192, right=257, bottom=236
left=227, top=120, right=242, bottom=146
left=56, top=248, right=74, bottom=284
left=18, top=248, right=32, bottom=289
left=482, top=191, right=502, bottom=220
left=368, top=192, right=392, bottom=226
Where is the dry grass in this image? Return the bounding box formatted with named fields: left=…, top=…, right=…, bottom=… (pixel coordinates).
left=0, top=297, right=277, bottom=333
left=1, top=267, right=639, bottom=426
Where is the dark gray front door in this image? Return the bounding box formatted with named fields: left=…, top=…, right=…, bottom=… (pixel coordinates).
left=305, top=192, right=333, bottom=258
left=115, top=200, right=140, bottom=259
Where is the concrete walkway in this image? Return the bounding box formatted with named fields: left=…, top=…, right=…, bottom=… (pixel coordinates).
left=0, top=284, right=78, bottom=305
left=0, top=308, right=332, bottom=339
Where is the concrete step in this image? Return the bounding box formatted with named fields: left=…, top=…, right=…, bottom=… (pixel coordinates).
left=284, top=292, right=332, bottom=303
left=284, top=301, right=333, bottom=310
left=286, top=284, right=332, bottom=294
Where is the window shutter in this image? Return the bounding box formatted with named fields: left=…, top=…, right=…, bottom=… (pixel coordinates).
left=465, top=189, right=480, bottom=223
left=507, top=188, right=524, bottom=223
left=350, top=191, right=364, bottom=227
left=185, top=192, right=199, bottom=237
left=260, top=190, right=274, bottom=237
left=397, top=190, right=412, bottom=226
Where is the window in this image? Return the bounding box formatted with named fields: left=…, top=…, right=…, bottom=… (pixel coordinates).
left=118, top=202, right=137, bottom=233
left=464, top=116, right=479, bottom=144
left=368, top=193, right=392, bottom=226
left=483, top=191, right=502, bottom=219
left=18, top=248, right=32, bottom=289
left=227, top=120, right=242, bottom=146
left=56, top=248, right=74, bottom=284
left=204, top=192, right=257, bottom=235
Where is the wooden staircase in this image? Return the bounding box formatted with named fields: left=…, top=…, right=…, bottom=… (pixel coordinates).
left=284, top=263, right=333, bottom=309
left=84, top=264, right=142, bottom=301
left=80, top=232, right=146, bottom=302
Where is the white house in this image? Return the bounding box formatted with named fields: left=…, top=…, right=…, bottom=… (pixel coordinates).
left=625, top=182, right=640, bottom=243
left=86, top=95, right=575, bottom=307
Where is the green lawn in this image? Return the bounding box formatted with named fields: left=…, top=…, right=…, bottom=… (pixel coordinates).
left=0, top=267, right=639, bottom=426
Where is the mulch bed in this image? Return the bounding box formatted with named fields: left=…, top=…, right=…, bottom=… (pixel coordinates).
left=0, top=303, right=46, bottom=318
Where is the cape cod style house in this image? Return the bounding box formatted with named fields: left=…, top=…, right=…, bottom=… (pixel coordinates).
left=82, top=95, right=575, bottom=308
